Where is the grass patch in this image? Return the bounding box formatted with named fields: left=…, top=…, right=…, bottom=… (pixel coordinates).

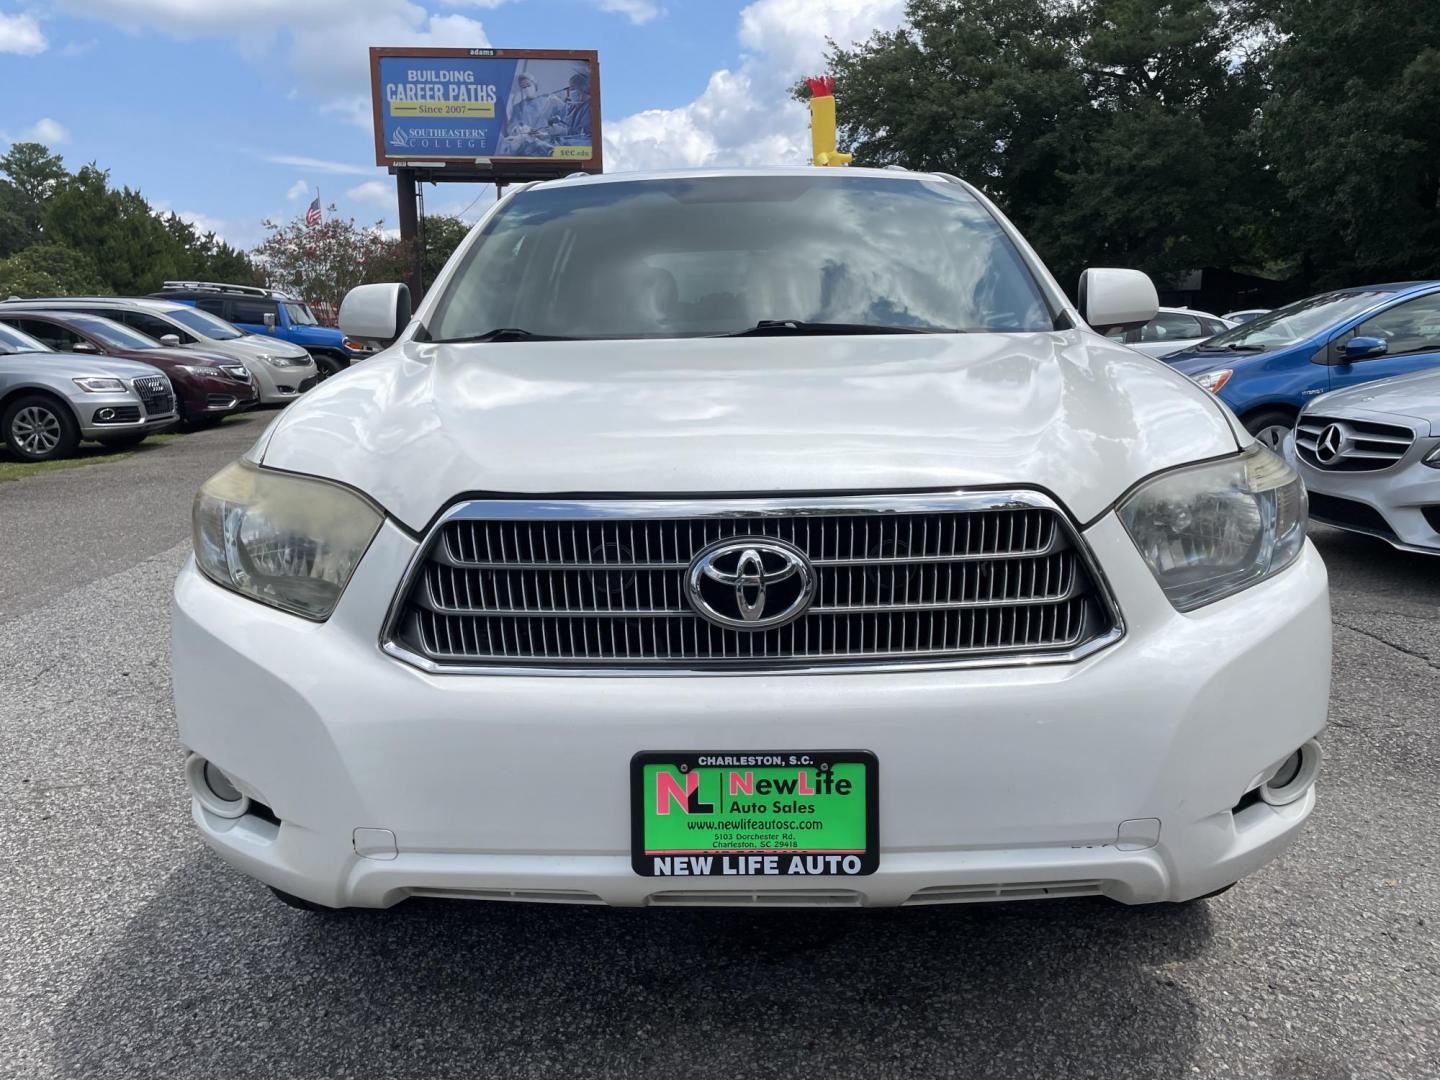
left=0, top=432, right=185, bottom=483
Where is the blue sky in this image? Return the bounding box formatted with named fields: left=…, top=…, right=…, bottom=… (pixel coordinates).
left=0, top=0, right=905, bottom=249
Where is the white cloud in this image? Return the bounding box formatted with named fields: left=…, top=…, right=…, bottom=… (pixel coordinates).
left=177, top=209, right=226, bottom=236
left=596, top=0, right=660, bottom=24
left=8, top=118, right=72, bottom=145
left=603, top=0, right=904, bottom=174
left=56, top=1, right=492, bottom=108
left=286, top=179, right=311, bottom=201
left=58, top=37, right=98, bottom=58
left=346, top=180, right=393, bottom=206
left=263, top=154, right=372, bottom=176
left=737, top=0, right=902, bottom=75
left=0, top=11, right=46, bottom=54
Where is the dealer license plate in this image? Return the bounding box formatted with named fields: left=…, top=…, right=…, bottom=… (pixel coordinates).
left=630, top=750, right=878, bottom=877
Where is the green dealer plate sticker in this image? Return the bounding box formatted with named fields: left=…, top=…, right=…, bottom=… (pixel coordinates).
left=630, top=751, right=879, bottom=878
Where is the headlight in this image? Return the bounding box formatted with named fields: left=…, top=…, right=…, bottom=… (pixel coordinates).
left=73, top=376, right=126, bottom=393
left=178, top=364, right=221, bottom=377
left=342, top=338, right=365, bottom=352
left=193, top=461, right=383, bottom=620
left=259, top=354, right=292, bottom=367
left=1424, top=445, right=1440, bottom=469
left=1118, top=443, right=1307, bottom=611
left=1191, top=368, right=1233, bottom=394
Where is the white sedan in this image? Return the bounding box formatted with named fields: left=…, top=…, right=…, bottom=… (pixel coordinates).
left=1106, top=306, right=1236, bottom=358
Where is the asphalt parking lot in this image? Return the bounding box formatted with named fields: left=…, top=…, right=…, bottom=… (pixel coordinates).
left=1, top=416, right=1436, bottom=1080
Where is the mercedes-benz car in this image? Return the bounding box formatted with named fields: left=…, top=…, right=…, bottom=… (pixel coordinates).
left=173, top=167, right=1329, bottom=913
left=1290, top=368, right=1440, bottom=554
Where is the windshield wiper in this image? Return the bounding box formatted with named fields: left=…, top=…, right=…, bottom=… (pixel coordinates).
left=1197, top=342, right=1264, bottom=353
left=716, top=319, right=955, bottom=338
left=428, top=328, right=573, bottom=343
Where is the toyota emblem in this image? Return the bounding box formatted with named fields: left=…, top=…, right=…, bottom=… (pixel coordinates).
left=686, top=538, right=816, bottom=630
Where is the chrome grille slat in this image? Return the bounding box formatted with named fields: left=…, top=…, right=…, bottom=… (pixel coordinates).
left=1296, top=414, right=1416, bottom=472
left=387, top=495, right=1120, bottom=673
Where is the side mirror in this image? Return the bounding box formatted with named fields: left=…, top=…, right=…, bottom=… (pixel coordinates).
left=1343, top=335, right=1387, bottom=362
left=339, top=283, right=412, bottom=346
left=1078, top=268, right=1159, bottom=336
left=262, top=312, right=277, bottom=331
left=159, top=333, right=182, bottom=347
left=71, top=340, right=99, bottom=354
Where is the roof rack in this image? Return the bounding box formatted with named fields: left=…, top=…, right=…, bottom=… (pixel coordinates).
left=160, top=280, right=302, bottom=302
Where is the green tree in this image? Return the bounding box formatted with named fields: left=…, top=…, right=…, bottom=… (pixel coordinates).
left=420, top=214, right=471, bottom=284
left=1262, top=0, right=1440, bottom=285
left=821, top=0, right=1273, bottom=290
left=0, top=243, right=109, bottom=298
left=252, top=206, right=398, bottom=315
left=161, top=212, right=260, bottom=285
left=0, top=142, right=68, bottom=253
left=43, top=165, right=182, bottom=293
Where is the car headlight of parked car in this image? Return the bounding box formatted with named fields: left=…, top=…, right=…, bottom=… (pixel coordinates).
left=1118, top=443, right=1307, bottom=612
left=178, top=364, right=223, bottom=377
left=1191, top=368, right=1233, bottom=394
left=258, top=353, right=301, bottom=367
left=72, top=376, right=127, bottom=393
left=193, top=462, right=383, bottom=620
left=1424, top=445, right=1440, bottom=469
left=342, top=338, right=367, bottom=352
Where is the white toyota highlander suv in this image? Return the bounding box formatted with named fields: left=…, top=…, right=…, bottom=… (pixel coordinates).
left=173, top=167, right=1329, bottom=911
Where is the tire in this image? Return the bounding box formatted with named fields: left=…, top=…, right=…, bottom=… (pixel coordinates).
left=312, top=352, right=346, bottom=379
left=96, top=433, right=147, bottom=450
left=2, top=393, right=80, bottom=462
left=1242, top=409, right=1295, bottom=452
left=268, top=886, right=346, bottom=914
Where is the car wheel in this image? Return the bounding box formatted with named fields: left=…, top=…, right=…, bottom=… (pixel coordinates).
left=1243, top=410, right=1294, bottom=452
left=96, top=433, right=147, bottom=449
left=2, top=394, right=80, bottom=462
left=311, top=353, right=344, bottom=379
left=268, top=886, right=347, bottom=914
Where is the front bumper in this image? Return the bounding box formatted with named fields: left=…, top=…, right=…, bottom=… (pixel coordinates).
left=248, top=358, right=320, bottom=404
left=1295, top=438, right=1440, bottom=555
left=173, top=514, right=1331, bottom=909
left=75, top=393, right=177, bottom=439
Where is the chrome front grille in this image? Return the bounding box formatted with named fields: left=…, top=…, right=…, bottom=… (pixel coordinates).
left=1296, top=414, right=1415, bottom=471
left=132, top=374, right=175, bottom=417
left=385, top=494, right=1121, bottom=673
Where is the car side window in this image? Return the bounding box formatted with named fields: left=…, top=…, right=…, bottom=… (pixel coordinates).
left=229, top=298, right=275, bottom=324
left=1346, top=293, right=1440, bottom=360
left=122, top=311, right=193, bottom=343
left=9, top=319, right=76, bottom=350
left=1200, top=317, right=1227, bottom=336
left=194, top=298, right=227, bottom=317
left=1140, top=312, right=1202, bottom=342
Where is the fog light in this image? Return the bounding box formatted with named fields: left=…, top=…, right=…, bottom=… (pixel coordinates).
left=97, top=408, right=116, bottom=422
left=1260, top=740, right=1322, bottom=806
left=186, top=752, right=250, bottom=818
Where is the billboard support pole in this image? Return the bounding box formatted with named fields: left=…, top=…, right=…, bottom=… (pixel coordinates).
left=396, top=169, right=422, bottom=304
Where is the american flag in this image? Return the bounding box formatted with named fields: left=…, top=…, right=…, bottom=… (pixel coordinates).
left=305, top=195, right=322, bottom=227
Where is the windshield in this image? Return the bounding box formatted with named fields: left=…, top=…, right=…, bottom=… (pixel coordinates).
left=69, top=315, right=161, bottom=350
left=0, top=322, right=53, bottom=353
left=284, top=302, right=318, bottom=326
left=426, top=175, right=1055, bottom=341
left=165, top=306, right=243, bottom=340
left=1201, top=291, right=1389, bottom=351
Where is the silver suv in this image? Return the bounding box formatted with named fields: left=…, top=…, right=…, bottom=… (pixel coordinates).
left=0, top=321, right=177, bottom=461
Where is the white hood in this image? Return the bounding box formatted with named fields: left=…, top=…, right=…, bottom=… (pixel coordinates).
left=260, top=331, right=1241, bottom=531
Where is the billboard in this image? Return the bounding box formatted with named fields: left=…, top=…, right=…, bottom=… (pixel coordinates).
left=369, top=48, right=601, bottom=177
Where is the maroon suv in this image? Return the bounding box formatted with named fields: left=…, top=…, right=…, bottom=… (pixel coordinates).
left=0, top=309, right=258, bottom=428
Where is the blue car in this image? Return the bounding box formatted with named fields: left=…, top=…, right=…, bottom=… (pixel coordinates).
left=150, top=282, right=372, bottom=377
left=1166, top=281, right=1440, bottom=450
